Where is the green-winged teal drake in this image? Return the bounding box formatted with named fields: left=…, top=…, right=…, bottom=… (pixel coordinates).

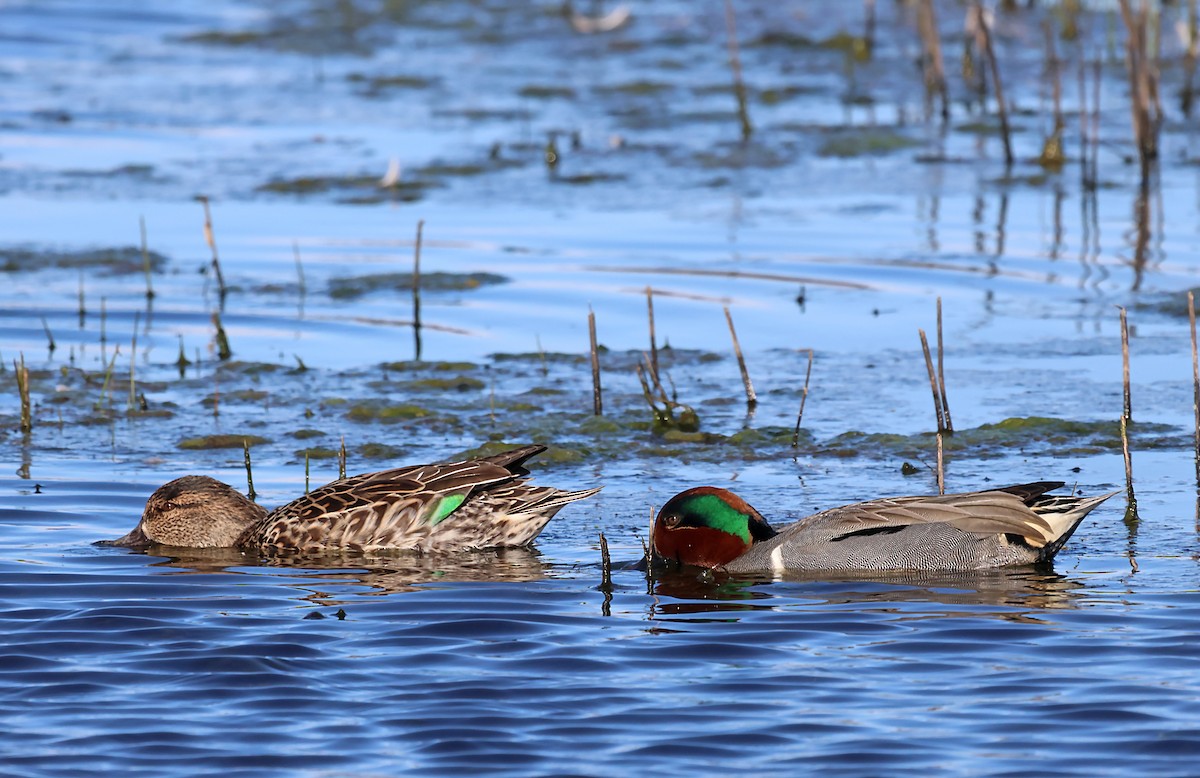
left=652, top=481, right=1116, bottom=573
left=105, top=445, right=600, bottom=552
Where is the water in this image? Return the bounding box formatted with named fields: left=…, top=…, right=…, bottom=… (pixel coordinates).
left=3, top=0, right=1200, bottom=773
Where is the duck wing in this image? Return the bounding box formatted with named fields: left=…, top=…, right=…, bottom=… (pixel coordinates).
left=253, top=447, right=547, bottom=550
left=797, top=485, right=1065, bottom=548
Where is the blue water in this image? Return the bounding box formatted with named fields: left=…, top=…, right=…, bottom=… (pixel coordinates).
left=3, top=1, right=1200, bottom=773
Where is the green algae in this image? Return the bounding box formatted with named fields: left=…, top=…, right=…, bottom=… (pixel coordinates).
left=179, top=434, right=270, bottom=450
left=296, top=446, right=339, bottom=460
left=347, top=402, right=433, bottom=422
left=0, top=246, right=168, bottom=275
left=359, top=442, right=405, bottom=460
left=817, top=130, right=922, bottom=158
left=328, top=271, right=507, bottom=299
left=292, top=429, right=326, bottom=440
left=519, top=85, right=577, bottom=100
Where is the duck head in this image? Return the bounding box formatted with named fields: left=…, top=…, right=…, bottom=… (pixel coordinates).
left=653, top=486, right=778, bottom=569
left=103, top=475, right=268, bottom=548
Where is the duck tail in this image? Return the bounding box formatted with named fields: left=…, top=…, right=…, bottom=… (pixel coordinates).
left=478, top=444, right=549, bottom=476
left=1032, top=489, right=1120, bottom=561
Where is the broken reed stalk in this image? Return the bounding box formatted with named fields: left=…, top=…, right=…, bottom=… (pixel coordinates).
left=973, top=1, right=1013, bottom=167
left=1121, top=414, right=1137, bottom=509
left=791, top=349, right=815, bottom=447
left=41, top=317, right=56, bottom=354
left=305, top=451, right=311, bottom=494
left=139, top=215, right=155, bottom=299
left=916, top=0, right=949, bottom=120
left=536, top=335, right=548, bottom=377
left=918, top=328, right=946, bottom=433
left=863, top=0, right=876, bottom=51
left=412, top=219, right=424, bottom=361
left=1117, top=0, right=1162, bottom=169
left=588, top=309, right=602, bottom=415
left=292, top=240, right=307, bottom=298
left=1119, top=306, right=1132, bottom=422
left=1078, top=55, right=1094, bottom=190
left=198, top=196, right=227, bottom=299
left=646, top=287, right=659, bottom=383
left=100, top=346, right=121, bottom=409
left=211, top=312, right=232, bottom=360
left=936, top=430, right=945, bottom=495
left=598, top=531, right=612, bottom=590
left=723, top=306, right=756, bottom=407
left=936, top=297, right=952, bottom=432
left=212, top=367, right=219, bottom=418
left=1184, top=0, right=1199, bottom=117
left=100, top=296, right=107, bottom=352
left=175, top=335, right=191, bottom=377
left=243, top=438, right=256, bottom=501
left=128, top=311, right=140, bottom=411
left=15, top=353, right=31, bottom=433
left=339, top=436, right=347, bottom=479
left=723, top=0, right=753, bottom=141
left=1190, top=291, right=1199, bottom=484
left=1040, top=19, right=1064, bottom=168
left=77, top=273, right=85, bottom=325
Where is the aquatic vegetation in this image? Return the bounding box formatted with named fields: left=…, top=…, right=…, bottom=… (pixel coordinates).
left=0, top=246, right=168, bottom=275
left=328, top=271, right=507, bottom=299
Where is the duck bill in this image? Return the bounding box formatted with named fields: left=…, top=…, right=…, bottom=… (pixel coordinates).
left=94, top=524, right=151, bottom=548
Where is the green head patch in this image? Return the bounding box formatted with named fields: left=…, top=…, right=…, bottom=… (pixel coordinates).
left=675, top=493, right=752, bottom=543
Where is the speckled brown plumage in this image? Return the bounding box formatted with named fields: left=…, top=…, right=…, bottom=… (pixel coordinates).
left=105, top=445, right=600, bottom=552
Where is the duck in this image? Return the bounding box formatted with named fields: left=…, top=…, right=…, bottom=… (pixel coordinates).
left=103, top=444, right=600, bottom=552
left=652, top=481, right=1116, bottom=573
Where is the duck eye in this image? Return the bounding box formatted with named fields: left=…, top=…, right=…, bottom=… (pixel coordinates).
left=663, top=514, right=681, bottom=529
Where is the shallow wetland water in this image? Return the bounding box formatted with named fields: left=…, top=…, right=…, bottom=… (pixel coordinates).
left=3, top=1, right=1200, bottom=774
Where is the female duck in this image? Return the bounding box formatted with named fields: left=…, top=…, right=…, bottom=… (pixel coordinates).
left=105, top=445, right=600, bottom=552
left=652, top=482, right=1115, bottom=573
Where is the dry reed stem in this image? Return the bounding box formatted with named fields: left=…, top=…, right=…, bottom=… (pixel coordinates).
left=41, top=317, right=55, bottom=354
left=646, top=286, right=659, bottom=383
left=918, top=328, right=946, bottom=432
left=1190, top=291, right=1199, bottom=484
left=1117, top=0, right=1162, bottom=167
left=243, top=438, right=256, bottom=501
left=599, top=531, right=612, bottom=589
left=211, top=312, right=231, bottom=361
left=305, top=451, right=311, bottom=494
left=916, top=0, right=949, bottom=120
left=936, top=297, right=952, bottom=432
left=15, top=353, right=31, bottom=433
left=412, top=220, right=424, bottom=361
left=792, top=349, right=814, bottom=447
left=128, top=311, right=139, bottom=411
left=1119, top=306, right=1132, bottom=422
left=339, top=436, right=347, bottom=480
left=198, top=196, right=227, bottom=299
left=723, top=0, right=753, bottom=140
left=139, top=215, right=155, bottom=299
left=292, top=240, right=306, bottom=297
left=723, top=306, right=756, bottom=407
left=936, top=430, right=945, bottom=495
left=1184, top=0, right=1199, bottom=116
left=973, top=2, right=1013, bottom=167
left=1121, top=414, right=1136, bottom=505
left=588, top=309, right=602, bottom=415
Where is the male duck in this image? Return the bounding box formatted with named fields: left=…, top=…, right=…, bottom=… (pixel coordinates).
left=653, top=481, right=1115, bottom=573
left=105, top=444, right=600, bottom=552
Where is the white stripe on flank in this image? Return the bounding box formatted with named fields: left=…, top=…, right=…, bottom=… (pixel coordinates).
left=770, top=545, right=784, bottom=573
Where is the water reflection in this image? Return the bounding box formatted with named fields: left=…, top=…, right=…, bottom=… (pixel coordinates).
left=647, top=565, right=1086, bottom=623
left=126, top=545, right=548, bottom=603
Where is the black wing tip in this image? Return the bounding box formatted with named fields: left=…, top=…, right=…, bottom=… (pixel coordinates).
left=476, top=444, right=549, bottom=474
left=994, top=481, right=1066, bottom=503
